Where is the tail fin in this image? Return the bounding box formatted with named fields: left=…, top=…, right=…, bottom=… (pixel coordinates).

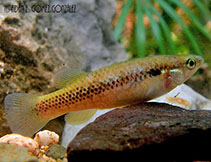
left=4, top=93, right=48, bottom=137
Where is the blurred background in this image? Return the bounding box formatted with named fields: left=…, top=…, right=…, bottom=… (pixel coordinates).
left=112, top=0, right=211, bottom=98
left=113, top=0, right=211, bottom=59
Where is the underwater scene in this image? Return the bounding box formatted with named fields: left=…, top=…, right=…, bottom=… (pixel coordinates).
left=0, top=0, right=210, bottom=162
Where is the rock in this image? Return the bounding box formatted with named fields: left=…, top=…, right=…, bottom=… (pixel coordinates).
left=0, top=143, right=38, bottom=162
left=42, top=117, right=65, bottom=140
left=0, top=0, right=128, bottom=137
left=67, top=102, right=211, bottom=161
left=0, top=133, right=39, bottom=155
left=34, top=130, right=59, bottom=146
left=45, top=144, right=66, bottom=159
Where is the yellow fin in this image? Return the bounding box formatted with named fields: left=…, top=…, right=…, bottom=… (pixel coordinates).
left=65, top=109, right=97, bottom=125
left=4, top=93, right=49, bottom=137
left=54, top=68, right=88, bottom=89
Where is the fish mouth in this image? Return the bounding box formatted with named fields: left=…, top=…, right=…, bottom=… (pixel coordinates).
left=196, top=55, right=204, bottom=65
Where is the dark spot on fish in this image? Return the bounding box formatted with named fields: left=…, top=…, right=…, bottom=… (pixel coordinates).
left=147, top=69, right=161, bottom=77
left=130, top=74, right=134, bottom=79
left=144, top=74, right=147, bottom=78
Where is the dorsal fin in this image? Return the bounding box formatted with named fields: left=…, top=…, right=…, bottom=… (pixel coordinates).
left=54, top=68, right=88, bottom=89
left=65, top=109, right=97, bottom=125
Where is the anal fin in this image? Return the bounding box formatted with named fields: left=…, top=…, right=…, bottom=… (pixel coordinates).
left=65, top=109, right=97, bottom=125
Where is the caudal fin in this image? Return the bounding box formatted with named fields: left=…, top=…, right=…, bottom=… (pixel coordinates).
left=4, top=93, right=48, bottom=137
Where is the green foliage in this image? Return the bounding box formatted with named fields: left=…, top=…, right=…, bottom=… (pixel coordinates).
left=113, top=0, right=211, bottom=58
left=136, top=0, right=146, bottom=57
left=113, top=0, right=133, bottom=41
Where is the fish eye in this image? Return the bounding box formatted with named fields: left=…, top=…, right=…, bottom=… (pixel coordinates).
left=185, top=58, right=196, bottom=69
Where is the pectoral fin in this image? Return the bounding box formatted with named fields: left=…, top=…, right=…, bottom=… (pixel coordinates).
left=65, top=109, right=97, bottom=125
left=54, top=68, right=88, bottom=89
left=170, top=69, right=184, bottom=84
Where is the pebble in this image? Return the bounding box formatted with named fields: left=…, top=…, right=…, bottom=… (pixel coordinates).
left=0, top=130, right=67, bottom=162
left=0, top=143, right=38, bottom=162
left=0, top=133, right=39, bottom=155
left=34, top=130, right=59, bottom=146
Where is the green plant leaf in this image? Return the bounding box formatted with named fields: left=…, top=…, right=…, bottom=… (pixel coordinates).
left=171, top=0, right=211, bottom=40
left=136, top=0, right=146, bottom=57
left=193, top=0, right=211, bottom=20
left=146, top=0, right=177, bottom=54
left=113, top=0, right=133, bottom=41
left=156, top=0, right=203, bottom=56
left=144, top=7, right=166, bottom=54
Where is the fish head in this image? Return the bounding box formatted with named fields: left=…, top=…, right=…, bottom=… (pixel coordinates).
left=170, top=54, right=204, bottom=85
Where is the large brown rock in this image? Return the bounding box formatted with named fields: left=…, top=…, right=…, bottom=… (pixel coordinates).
left=67, top=102, right=211, bottom=161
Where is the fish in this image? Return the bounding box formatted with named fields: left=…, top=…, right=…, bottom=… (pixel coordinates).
left=4, top=54, right=204, bottom=136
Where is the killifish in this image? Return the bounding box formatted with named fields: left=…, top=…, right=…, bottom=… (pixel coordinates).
left=4, top=55, right=204, bottom=136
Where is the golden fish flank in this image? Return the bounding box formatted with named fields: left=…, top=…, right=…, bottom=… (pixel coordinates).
left=4, top=55, right=204, bottom=136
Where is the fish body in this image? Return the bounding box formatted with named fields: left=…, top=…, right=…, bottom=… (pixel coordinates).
left=4, top=55, right=204, bottom=136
